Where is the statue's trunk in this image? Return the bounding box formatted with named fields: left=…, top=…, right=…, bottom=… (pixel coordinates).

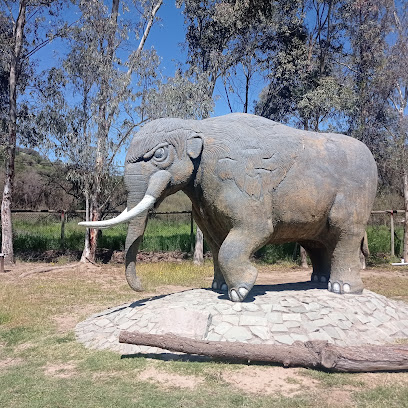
left=124, top=177, right=149, bottom=291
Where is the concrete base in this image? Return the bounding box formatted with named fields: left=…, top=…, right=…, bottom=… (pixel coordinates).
left=76, top=283, right=408, bottom=356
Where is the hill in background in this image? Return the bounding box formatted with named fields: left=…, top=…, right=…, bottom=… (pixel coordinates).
left=0, top=147, right=191, bottom=212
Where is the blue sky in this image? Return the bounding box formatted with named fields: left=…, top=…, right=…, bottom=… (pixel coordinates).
left=145, top=2, right=187, bottom=77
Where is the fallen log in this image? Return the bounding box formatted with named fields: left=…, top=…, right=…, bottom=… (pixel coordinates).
left=119, top=331, right=408, bottom=372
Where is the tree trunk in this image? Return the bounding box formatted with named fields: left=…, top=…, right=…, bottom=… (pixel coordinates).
left=300, top=246, right=308, bottom=268
left=403, top=169, right=408, bottom=262
left=119, top=331, right=408, bottom=373
left=193, top=227, right=204, bottom=265
left=81, top=193, right=91, bottom=262
left=81, top=0, right=120, bottom=263
left=1, top=1, right=27, bottom=265
left=243, top=68, right=250, bottom=113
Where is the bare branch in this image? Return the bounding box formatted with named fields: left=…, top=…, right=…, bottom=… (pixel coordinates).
left=1, top=0, right=15, bottom=24
left=133, top=0, right=163, bottom=60
left=331, top=58, right=359, bottom=75
left=105, top=118, right=148, bottom=169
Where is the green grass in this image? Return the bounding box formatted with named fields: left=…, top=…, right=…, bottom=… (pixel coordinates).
left=367, top=225, right=404, bottom=263
left=8, top=214, right=196, bottom=259
left=355, top=385, right=408, bottom=407
left=0, top=262, right=318, bottom=408
left=1, top=262, right=408, bottom=407
left=3, top=214, right=405, bottom=266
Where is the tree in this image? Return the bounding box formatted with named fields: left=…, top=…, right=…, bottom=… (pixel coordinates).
left=373, top=1, right=408, bottom=259
left=340, top=0, right=393, bottom=146
left=143, top=70, right=214, bottom=120
left=1, top=0, right=27, bottom=265
left=179, top=0, right=276, bottom=112
left=0, top=10, right=10, bottom=144
left=41, top=0, right=164, bottom=263
left=256, top=0, right=352, bottom=132
left=1, top=0, right=69, bottom=265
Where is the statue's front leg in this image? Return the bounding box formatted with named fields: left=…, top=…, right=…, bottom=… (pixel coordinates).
left=211, top=250, right=228, bottom=291
left=218, top=228, right=269, bottom=302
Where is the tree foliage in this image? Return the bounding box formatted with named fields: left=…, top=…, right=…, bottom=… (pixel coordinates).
left=1, top=0, right=72, bottom=264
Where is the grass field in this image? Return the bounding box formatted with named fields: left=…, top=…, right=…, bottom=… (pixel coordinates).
left=11, top=213, right=197, bottom=258
left=7, top=213, right=404, bottom=265
left=1, top=262, right=408, bottom=408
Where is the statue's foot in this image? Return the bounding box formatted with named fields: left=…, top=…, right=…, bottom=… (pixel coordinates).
left=311, top=274, right=329, bottom=284
left=328, top=279, right=363, bottom=294
left=229, top=286, right=249, bottom=302
left=211, top=280, right=228, bottom=291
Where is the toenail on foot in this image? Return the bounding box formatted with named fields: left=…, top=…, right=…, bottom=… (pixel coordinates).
left=221, top=283, right=228, bottom=291
left=343, top=283, right=351, bottom=293
left=320, top=276, right=327, bottom=283
left=332, top=282, right=340, bottom=293
left=238, top=287, right=249, bottom=299
left=230, top=289, right=240, bottom=302
left=212, top=281, right=218, bottom=290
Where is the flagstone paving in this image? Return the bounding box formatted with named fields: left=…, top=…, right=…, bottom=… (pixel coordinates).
left=75, top=282, right=408, bottom=355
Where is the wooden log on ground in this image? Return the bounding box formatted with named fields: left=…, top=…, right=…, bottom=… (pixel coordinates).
left=119, top=331, right=408, bottom=372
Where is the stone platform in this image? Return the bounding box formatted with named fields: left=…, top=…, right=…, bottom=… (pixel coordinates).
left=75, top=282, right=408, bottom=356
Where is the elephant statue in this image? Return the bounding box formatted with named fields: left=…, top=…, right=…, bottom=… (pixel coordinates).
left=79, top=113, right=377, bottom=302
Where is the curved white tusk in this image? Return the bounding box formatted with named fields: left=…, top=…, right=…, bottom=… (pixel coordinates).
left=78, top=195, right=155, bottom=229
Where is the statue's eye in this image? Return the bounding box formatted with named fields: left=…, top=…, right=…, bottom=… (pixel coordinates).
left=153, top=147, right=166, bottom=160
left=143, top=143, right=170, bottom=163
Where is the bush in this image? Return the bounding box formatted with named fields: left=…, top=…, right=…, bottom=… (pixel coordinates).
left=254, top=243, right=297, bottom=264
left=366, top=225, right=403, bottom=264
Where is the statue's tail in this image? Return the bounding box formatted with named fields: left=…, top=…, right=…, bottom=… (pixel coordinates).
left=361, top=231, right=369, bottom=257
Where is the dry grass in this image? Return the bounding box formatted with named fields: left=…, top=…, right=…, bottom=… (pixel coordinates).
left=362, top=267, right=408, bottom=302
left=0, top=261, right=408, bottom=408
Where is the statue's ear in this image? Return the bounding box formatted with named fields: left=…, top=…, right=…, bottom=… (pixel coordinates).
left=186, top=136, right=203, bottom=159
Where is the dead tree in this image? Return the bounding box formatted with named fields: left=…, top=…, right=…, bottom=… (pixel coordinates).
left=119, top=331, right=408, bottom=372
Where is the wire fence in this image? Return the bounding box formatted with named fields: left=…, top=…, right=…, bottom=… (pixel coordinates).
left=1, top=209, right=406, bottom=262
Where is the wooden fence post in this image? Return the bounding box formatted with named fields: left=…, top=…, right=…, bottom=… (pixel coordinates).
left=190, top=210, right=194, bottom=253
left=390, top=211, right=395, bottom=257
left=60, top=210, right=65, bottom=248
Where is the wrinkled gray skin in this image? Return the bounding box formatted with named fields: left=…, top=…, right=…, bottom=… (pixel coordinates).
left=83, top=113, right=378, bottom=302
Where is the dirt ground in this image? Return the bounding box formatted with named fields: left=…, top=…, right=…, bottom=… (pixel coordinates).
left=2, top=260, right=408, bottom=401
left=6, top=258, right=405, bottom=284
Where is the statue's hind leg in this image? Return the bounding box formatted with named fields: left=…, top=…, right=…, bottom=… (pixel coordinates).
left=192, top=208, right=227, bottom=291
left=300, top=243, right=332, bottom=284
left=328, top=194, right=367, bottom=294
left=328, top=229, right=365, bottom=294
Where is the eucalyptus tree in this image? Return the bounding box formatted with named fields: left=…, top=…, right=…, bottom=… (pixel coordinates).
left=256, top=0, right=351, bottom=132
left=42, top=0, right=164, bottom=263
left=0, top=0, right=70, bottom=265
left=179, top=0, right=276, bottom=112
left=0, top=11, right=10, bottom=141
left=143, top=70, right=214, bottom=120
left=376, top=1, right=408, bottom=258
left=340, top=0, right=393, bottom=146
